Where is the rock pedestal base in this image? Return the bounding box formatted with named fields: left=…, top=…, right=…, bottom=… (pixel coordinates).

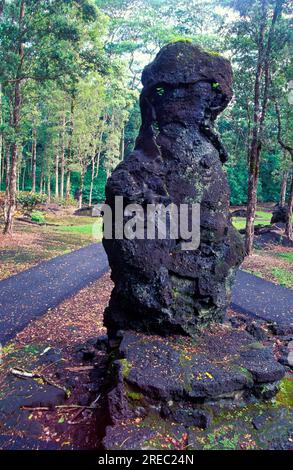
left=103, top=323, right=293, bottom=450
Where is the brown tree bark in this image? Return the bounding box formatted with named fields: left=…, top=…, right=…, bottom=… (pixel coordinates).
left=78, top=167, right=85, bottom=209
left=245, top=1, right=267, bottom=255
left=65, top=96, right=75, bottom=201
left=31, top=126, right=37, bottom=192
left=65, top=169, right=71, bottom=199
left=60, top=113, right=66, bottom=199
left=0, top=83, right=3, bottom=189
left=245, top=0, right=283, bottom=255
left=39, top=159, right=44, bottom=194
left=286, top=175, right=293, bottom=240
left=89, top=156, right=95, bottom=207
left=47, top=171, right=51, bottom=203
left=55, top=153, right=59, bottom=198
left=22, top=161, right=26, bottom=190
left=280, top=169, right=288, bottom=207
left=3, top=0, right=25, bottom=234
left=275, top=99, right=293, bottom=240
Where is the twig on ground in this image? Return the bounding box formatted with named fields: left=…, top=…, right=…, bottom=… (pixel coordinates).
left=10, top=367, right=70, bottom=397
left=67, top=394, right=101, bottom=425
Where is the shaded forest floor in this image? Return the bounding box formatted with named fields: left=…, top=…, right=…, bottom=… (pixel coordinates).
left=242, top=247, right=293, bottom=289
left=0, top=200, right=292, bottom=449
left=0, top=272, right=113, bottom=449
left=0, top=202, right=291, bottom=288
left=0, top=210, right=102, bottom=281
left=231, top=203, right=293, bottom=290
left=0, top=270, right=292, bottom=450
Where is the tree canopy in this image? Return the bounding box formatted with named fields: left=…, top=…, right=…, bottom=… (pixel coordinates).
left=0, top=0, right=292, bottom=238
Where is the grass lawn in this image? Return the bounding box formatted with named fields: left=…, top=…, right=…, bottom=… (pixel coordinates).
left=242, top=247, right=293, bottom=289
left=232, top=210, right=272, bottom=231
left=0, top=213, right=103, bottom=281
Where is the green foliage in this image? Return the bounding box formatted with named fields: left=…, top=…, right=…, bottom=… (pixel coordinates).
left=275, top=378, right=293, bottom=408
left=17, top=192, right=47, bottom=210
left=120, top=358, right=131, bottom=379
left=270, top=268, right=293, bottom=289
left=1, top=0, right=291, bottom=217
left=276, top=252, right=293, bottom=264
left=56, top=222, right=102, bottom=236
left=31, top=211, right=46, bottom=224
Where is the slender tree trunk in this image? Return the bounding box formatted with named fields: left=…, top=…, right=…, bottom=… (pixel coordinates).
left=65, top=169, right=71, bottom=199
left=4, top=143, right=19, bottom=234
left=55, top=154, right=59, bottom=198
left=0, top=139, right=4, bottom=186
left=3, top=143, right=10, bottom=222
left=120, top=125, right=125, bottom=161
left=285, top=173, right=293, bottom=240
left=39, top=160, right=44, bottom=194
left=65, top=95, right=75, bottom=201
left=0, top=83, right=3, bottom=189
left=60, top=113, right=65, bottom=199
left=17, top=156, right=20, bottom=192
left=3, top=0, right=25, bottom=234
left=47, top=171, right=51, bottom=203
left=22, top=162, right=26, bottom=190
left=31, top=126, right=37, bottom=192
left=89, top=156, right=95, bottom=207
left=280, top=169, right=288, bottom=207
left=78, top=168, right=84, bottom=209
left=245, top=0, right=282, bottom=254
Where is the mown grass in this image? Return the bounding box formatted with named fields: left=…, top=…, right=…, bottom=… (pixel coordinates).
left=270, top=267, right=293, bottom=289
left=55, top=222, right=101, bottom=236
left=232, top=210, right=272, bottom=231
left=0, top=214, right=103, bottom=280
left=232, top=210, right=293, bottom=231
left=275, top=251, right=293, bottom=264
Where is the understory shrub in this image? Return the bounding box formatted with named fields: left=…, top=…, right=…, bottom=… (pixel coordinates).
left=31, top=210, right=46, bottom=224
left=17, top=192, right=47, bottom=210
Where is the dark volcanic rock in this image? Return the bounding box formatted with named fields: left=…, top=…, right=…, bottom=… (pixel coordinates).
left=95, top=334, right=109, bottom=352
left=231, top=209, right=247, bottom=218
left=270, top=323, right=293, bottom=337
left=103, top=41, right=244, bottom=338
left=245, top=321, right=267, bottom=341
left=271, top=204, right=287, bottom=224
left=116, top=328, right=284, bottom=403
left=101, top=43, right=287, bottom=450
left=103, top=327, right=288, bottom=450
left=161, top=404, right=212, bottom=429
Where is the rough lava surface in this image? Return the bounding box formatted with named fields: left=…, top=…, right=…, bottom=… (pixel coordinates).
left=103, top=42, right=244, bottom=338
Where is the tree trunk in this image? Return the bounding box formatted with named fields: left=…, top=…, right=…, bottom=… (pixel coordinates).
left=120, top=125, right=125, bottom=161
left=3, top=143, right=10, bottom=222
left=22, top=162, right=26, bottom=190
left=4, top=144, right=19, bottom=234
left=60, top=113, right=65, bottom=199
left=31, top=126, right=37, bottom=192
left=47, top=171, right=51, bottom=203
left=244, top=1, right=266, bottom=254
left=65, top=169, right=71, bottom=199
left=0, top=83, right=3, bottom=189
left=280, top=169, right=288, bottom=207
left=285, top=173, right=293, bottom=240
left=3, top=0, right=25, bottom=235
left=89, top=156, right=95, bottom=207
left=55, top=154, right=59, bottom=198
left=78, top=169, right=84, bottom=209
left=245, top=0, right=282, bottom=255
left=65, top=96, right=75, bottom=200
left=39, top=160, right=44, bottom=194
